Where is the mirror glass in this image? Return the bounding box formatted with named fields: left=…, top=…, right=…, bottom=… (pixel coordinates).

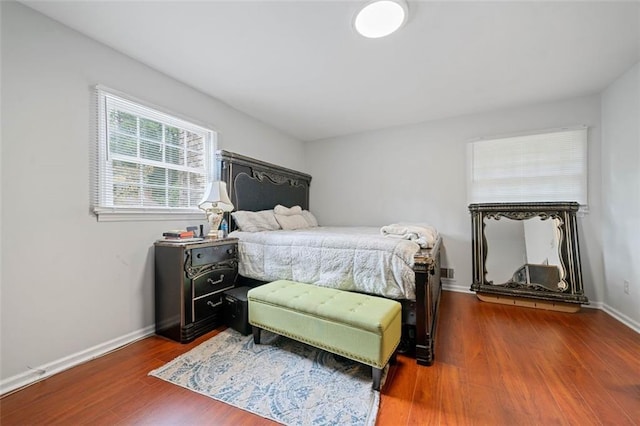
left=485, top=216, right=567, bottom=291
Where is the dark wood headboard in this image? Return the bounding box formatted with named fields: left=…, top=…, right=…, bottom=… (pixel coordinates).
left=216, top=150, right=312, bottom=228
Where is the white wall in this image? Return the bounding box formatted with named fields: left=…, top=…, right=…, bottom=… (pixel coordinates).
left=601, top=63, right=640, bottom=328
left=0, top=1, right=305, bottom=391
left=305, top=95, right=604, bottom=304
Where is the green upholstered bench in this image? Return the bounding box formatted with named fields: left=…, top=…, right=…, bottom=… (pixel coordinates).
left=247, top=280, right=402, bottom=391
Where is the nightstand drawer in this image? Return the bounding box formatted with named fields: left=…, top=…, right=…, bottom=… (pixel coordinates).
left=193, top=291, right=224, bottom=322
left=193, top=267, right=236, bottom=298
left=191, top=243, right=236, bottom=266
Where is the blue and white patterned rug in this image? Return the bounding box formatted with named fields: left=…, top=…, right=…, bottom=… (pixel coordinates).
left=149, top=329, right=383, bottom=425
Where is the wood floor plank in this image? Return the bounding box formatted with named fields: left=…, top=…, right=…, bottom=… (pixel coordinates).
left=436, top=363, right=468, bottom=425
left=377, top=355, right=417, bottom=425
left=2, top=291, right=638, bottom=426
left=406, top=361, right=441, bottom=425
left=552, top=322, right=639, bottom=424
left=528, top=347, right=602, bottom=425
left=482, top=330, right=569, bottom=422
left=463, top=383, right=513, bottom=426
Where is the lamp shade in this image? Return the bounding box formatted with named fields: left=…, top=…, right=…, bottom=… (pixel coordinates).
left=198, top=181, right=234, bottom=212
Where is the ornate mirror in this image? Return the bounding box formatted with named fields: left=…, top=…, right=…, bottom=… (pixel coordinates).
left=470, top=202, right=589, bottom=309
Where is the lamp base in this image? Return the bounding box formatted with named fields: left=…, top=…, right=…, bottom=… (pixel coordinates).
left=204, top=209, right=224, bottom=239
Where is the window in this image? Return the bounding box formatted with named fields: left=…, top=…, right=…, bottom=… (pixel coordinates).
left=467, top=127, right=588, bottom=206
left=94, top=87, right=216, bottom=221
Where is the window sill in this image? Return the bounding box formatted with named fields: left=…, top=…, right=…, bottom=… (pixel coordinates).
left=94, top=207, right=204, bottom=222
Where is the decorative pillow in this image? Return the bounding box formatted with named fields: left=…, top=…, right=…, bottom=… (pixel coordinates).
left=275, top=213, right=309, bottom=230
left=301, top=210, right=319, bottom=227
left=231, top=210, right=280, bottom=232
left=274, top=204, right=303, bottom=216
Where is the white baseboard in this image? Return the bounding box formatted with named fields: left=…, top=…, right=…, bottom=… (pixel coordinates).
left=582, top=300, right=603, bottom=309
left=601, top=303, right=640, bottom=334
left=0, top=325, right=156, bottom=396
left=442, top=280, right=473, bottom=294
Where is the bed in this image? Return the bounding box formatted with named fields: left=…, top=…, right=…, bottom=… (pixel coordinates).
left=216, top=150, right=442, bottom=365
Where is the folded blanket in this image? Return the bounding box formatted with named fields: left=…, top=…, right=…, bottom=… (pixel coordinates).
left=380, top=223, right=438, bottom=248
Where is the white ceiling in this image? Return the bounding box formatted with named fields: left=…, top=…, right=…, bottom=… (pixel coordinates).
left=21, top=1, right=640, bottom=141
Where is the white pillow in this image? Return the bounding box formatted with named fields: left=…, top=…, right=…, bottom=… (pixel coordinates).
left=231, top=210, right=280, bottom=232
left=274, top=204, right=303, bottom=216
left=301, top=210, right=319, bottom=227
left=275, top=213, right=309, bottom=230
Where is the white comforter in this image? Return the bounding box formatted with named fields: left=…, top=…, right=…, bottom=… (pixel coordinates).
left=229, top=226, right=420, bottom=300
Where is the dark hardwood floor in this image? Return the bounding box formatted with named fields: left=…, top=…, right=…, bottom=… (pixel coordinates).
left=2, top=291, right=639, bottom=425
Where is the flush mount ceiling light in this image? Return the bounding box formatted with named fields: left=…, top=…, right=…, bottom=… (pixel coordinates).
left=353, top=0, right=408, bottom=39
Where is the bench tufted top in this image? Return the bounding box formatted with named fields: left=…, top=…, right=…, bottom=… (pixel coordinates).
left=247, top=280, right=401, bottom=333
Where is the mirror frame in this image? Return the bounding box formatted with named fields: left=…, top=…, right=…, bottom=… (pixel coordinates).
left=469, top=202, right=589, bottom=305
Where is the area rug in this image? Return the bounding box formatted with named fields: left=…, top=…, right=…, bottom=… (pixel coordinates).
left=149, top=329, right=384, bottom=425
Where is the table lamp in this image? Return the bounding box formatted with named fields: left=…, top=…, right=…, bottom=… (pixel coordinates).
left=198, top=181, right=234, bottom=238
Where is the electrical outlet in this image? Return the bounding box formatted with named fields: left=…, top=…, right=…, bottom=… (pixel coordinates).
left=623, top=280, right=630, bottom=295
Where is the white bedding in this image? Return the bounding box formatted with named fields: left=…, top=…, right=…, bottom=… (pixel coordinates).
left=229, top=226, right=421, bottom=300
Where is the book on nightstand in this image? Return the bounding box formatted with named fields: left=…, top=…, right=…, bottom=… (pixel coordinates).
left=162, top=230, right=195, bottom=238
left=157, top=237, right=204, bottom=243
left=158, top=229, right=203, bottom=243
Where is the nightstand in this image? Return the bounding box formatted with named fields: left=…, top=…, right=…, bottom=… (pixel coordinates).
left=154, top=238, right=238, bottom=343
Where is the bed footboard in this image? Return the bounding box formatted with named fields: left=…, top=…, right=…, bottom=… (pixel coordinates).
left=412, top=236, right=442, bottom=365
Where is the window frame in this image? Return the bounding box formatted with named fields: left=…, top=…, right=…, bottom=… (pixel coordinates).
left=93, top=86, right=217, bottom=222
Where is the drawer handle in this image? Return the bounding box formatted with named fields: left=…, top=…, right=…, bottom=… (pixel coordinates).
left=207, top=300, right=222, bottom=308
left=207, top=275, right=224, bottom=286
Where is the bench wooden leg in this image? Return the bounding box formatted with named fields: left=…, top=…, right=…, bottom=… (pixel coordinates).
left=372, top=367, right=382, bottom=391
left=252, top=326, right=261, bottom=344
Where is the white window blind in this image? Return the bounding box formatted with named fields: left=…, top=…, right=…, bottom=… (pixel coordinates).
left=94, top=87, right=216, bottom=221
left=467, top=127, right=588, bottom=205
